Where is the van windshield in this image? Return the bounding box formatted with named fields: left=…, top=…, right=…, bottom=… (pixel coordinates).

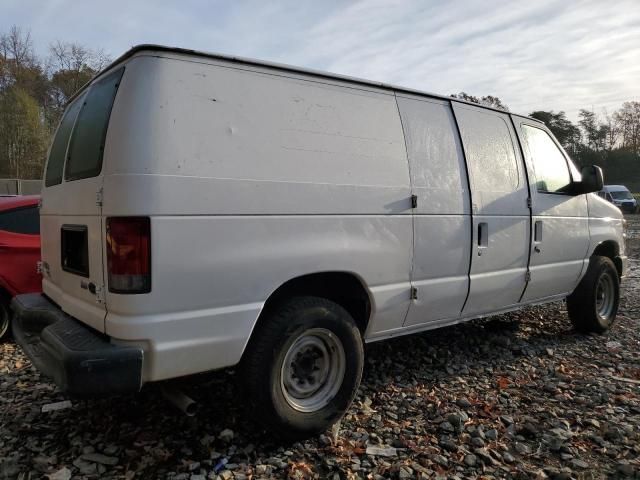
left=610, top=190, right=633, bottom=200
left=64, top=67, right=124, bottom=182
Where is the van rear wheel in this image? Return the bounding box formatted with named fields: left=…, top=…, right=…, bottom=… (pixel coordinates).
left=567, top=256, right=619, bottom=334
left=240, top=296, right=364, bottom=440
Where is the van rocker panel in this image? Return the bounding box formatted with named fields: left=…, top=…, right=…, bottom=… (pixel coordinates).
left=11, top=293, right=143, bottom=395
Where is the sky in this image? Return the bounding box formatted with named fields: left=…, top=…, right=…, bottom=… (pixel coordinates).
left=2, top=0, right=639, bottom=120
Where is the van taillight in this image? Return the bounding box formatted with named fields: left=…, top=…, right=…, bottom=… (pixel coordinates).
left=106, top=217, right=151, bottom=294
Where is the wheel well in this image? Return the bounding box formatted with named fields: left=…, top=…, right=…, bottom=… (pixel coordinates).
left=258, top=272, right=372, bottom=334
left=593, top=241, right=621, bottom=277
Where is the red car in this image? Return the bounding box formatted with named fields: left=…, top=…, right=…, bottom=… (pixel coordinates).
left=0, top=195, right=41, bottom=340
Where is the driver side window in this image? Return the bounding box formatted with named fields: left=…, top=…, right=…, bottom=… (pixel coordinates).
left=521, top=125, right=572, bottom=193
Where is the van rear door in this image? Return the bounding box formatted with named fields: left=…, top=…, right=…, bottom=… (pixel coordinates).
left=40, top=67, right=124, bottom=332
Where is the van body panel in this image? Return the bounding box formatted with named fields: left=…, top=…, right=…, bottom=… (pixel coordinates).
left=586, top=193, right=626, bottom=259
left=396, top=95, right=471, bottom=326
left=395, top=95, right=470, bottom=215
left=452, top=104, right=530, bottom=315
left=101, top=174, right=412, bottom=216
left=106, top=55, right=408, bottom=189
left=405, top=216, right=471, bottom=324
left=104, top=215, right=413, bottom=378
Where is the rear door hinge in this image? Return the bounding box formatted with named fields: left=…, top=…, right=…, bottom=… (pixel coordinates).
left=526, top=197, right=532, bottom=208
left=95, top=285, right=105, bottom=304
left=525, top=271, right=531, bottom=282
left=411, top=194, right=418, bottom=209
left=96, top=188, right=103, bottom=207
left=410, top=286, right=418, bottom=300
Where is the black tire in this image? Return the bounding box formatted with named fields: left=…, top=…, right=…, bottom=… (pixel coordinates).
left=0, top=295, right=11, bottom=342
left=240, top=296, right=364, bottom=440
left=567, top=256, right=619, bottom=334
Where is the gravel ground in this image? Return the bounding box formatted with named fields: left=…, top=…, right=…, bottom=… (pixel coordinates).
left=2, top=217, right=640, bottom=480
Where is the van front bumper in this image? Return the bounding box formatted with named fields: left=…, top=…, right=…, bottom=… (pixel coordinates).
left=11, top=293, right=143, bottom=396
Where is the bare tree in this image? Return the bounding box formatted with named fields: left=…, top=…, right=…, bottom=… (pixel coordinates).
left=46, top=40, right=112, bottom=124
left=450, top=92, right=509, bottom=111
left=614, top=102, right=640, bottom=154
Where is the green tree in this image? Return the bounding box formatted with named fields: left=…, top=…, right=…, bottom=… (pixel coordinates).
left=0, top=86, right=46, bottom=178
left=0, top=25, right=111, bottom=179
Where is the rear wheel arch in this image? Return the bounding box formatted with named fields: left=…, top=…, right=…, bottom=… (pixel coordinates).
left=241, top=272, right=373, bottom=363
left=254, top=271, right=373, bottom=335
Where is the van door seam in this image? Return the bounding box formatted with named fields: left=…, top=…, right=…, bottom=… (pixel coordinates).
left=508, top=115, right=534, bottom=303
left=449, top=101, right=475, bottom=314
left=392, top=92, right=415, bottom=325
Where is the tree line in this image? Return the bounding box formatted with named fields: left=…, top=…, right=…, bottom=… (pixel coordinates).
left=0, top=26, right=109, bottom=179
left=1, top=24, right=638, bottom=190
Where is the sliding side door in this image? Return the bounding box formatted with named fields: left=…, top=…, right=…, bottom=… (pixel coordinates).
left=453, top=103, right=531, bottom=316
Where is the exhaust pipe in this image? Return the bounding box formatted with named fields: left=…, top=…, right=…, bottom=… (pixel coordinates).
left=162, top=387, right=197, bottom=416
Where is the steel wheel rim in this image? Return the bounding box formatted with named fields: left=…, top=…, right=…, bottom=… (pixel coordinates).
left=0, top=303, right=9, bottom=339
left=595, top=272, right=615, bottom=320
left=280, top=328, right=346, bottom=413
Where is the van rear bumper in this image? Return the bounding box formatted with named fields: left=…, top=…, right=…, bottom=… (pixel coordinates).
left=11, top=293, right=143, bottom=395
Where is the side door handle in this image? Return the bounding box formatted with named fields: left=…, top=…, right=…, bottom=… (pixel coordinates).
left=534, top=220, right=543, bottom=253
left=477, top=222, right=488, bottom=255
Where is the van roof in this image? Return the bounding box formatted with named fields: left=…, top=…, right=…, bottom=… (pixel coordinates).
left=604, top=185, right=630, bottom=191
left=83, top=44, right=544, bottom=123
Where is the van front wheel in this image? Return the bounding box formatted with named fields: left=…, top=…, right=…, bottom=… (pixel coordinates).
left=241, top=296, right=364, bottom=439
left=567, top=256, right=619, bottom=334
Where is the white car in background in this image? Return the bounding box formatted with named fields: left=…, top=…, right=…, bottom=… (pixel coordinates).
left=599, top=185, right=638, bottom=213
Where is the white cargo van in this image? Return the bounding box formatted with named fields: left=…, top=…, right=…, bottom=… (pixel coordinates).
left=13, top=45, right=628, bottom=438
left=598, top=185, right=638, bottom=213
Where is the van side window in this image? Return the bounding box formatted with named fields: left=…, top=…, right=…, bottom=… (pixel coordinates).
left=0, top=206, right=39, bottom=235
left=521, top=125, right=571, bottom=193
left=65, top=67, right=124, bottom=182
left=456, top=110, right=519, bottom=192
left=44, top=94, right=86, bottom=187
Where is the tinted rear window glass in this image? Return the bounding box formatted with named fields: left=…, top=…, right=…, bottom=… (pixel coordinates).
left=65, top=67, right=124, bottom=182
left=45, top=94, right=86, bottom=187
left=0, top=206, right=39, bottom=234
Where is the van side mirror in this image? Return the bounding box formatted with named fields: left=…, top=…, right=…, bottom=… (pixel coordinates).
left=576, top=165, right=603, bottom=194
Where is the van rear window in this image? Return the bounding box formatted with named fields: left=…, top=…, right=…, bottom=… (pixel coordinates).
left=45, top=94, right=85, bottom=187
left=65, top=67, right=124, bottom=182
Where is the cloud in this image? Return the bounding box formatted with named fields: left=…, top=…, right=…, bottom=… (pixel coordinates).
left=2, top=0, right=639, bottom=119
